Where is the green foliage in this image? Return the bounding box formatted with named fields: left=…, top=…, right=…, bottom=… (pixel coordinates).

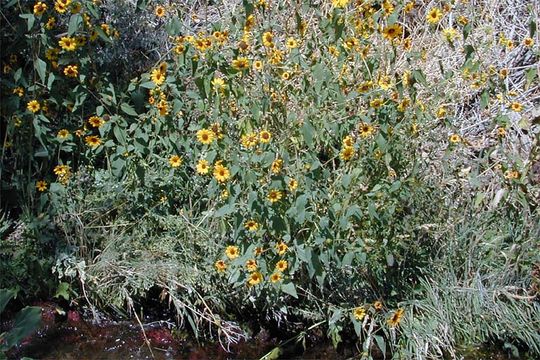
left=0, top=289, right=42, bottom=358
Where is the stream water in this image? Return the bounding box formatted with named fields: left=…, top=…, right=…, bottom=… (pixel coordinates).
left=4, top=304, right=521, bottom=360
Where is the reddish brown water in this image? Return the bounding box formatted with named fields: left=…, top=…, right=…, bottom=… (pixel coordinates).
left=7, top=310, right=348, bottom=359
left=4, top=304, right=522, bottom=359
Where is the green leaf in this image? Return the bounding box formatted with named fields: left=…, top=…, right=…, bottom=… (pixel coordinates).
left=281, top=282, right=298, bottom=298
left=301, top=122, right=315, bottom=148
left=120, top=103, right=138, bottom=117
left=386, top=253, right=394, bottom=267
left=214, top=204, right=236, bottom=217
left=242, top=0, right=255, bottom=16
left=474, top=192, right=485, bottom=208
left=329, top=308, right=342, bottom=326
left=464, top=45, right=475, bottom=62
left=113, top=125, right=127, bottom=145
left=54, top=282, right=71, bottom=301
left=19, top=14, right=35, bottom=31
left=34, top=58, right=47, bottom=83
left=94, top=25, right=112, bottom=43
left=261, top=347, right=282, bottom=360
left=352, top=318, right=362, bottom=337
left=140, top=81, right=156, bottom=89
left=389, top=180, right=401, bottom=193
left=525, top=68, right=537, bottom=88
left=47, top=72, right=55, bottom=89
left=3, top=307, right=42, bottom=349
left=529, top=19, right=537, bottom=37
left=165, top=17, right=181, bottom=36
left=342, top=252, right=354, bottom=267
left=0, top=289, right=16, bottom=314
left=462, top=23, right=472, bottom=41
left=480, top=90, right=490, bottom=109
left=67, top=14, right=82, bottom=36
left=373, top=335, right=387, bottom=358
left=412, top=69, right=427, bottom=86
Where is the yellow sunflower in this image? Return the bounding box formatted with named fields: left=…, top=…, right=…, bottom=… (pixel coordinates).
left=271, top=158, right=283, bottom=174
left=241, top=132, right=258, bottom=148
left=197, top=128, right=215, bottom=145
left=213, top=163, right=231, bottom=183
left=88, top=116, right=105, bottom=128
left=244, top=220, right=259, bottom=232
left=54, top=0, right=70, bottom=14
left=523, top=37, right=534, bottom=47
left=59, top=36, right=77, bottom=51
left=449, top=134, right=461, bottom=144
left=426, top=8, right=443, bottom=24
left=63, top=64, right=78, bottom=78
left=247, top=271, right=263, bottom=286
left=275, top=260, right=288, bottom=272
left=196, top=159, right=210, bottom=175
left=270, top=272, right=282, bottom=283
left=245, top=259, right=258, bottom=272
left=57, top=129, right=70, bottom=139
left=33, top=1, right=47, bottom=16
left=267, top=189, right=283, bottom=203
left=36, top=180, right=48, bottom=192
left=382, top=24, right=403, bottom=41
left=225, top=245, right=239, bottom=260
left=358, top=123, right=375, bottom=138
left=339, top=146, right=355, bottom=161
left=510, top=102, right=523, bottom=112
left=276, top=242, right=288, bottom=255
left=232, top=57, right=250, bottom=71
left=150, top=68, right=166, bottom=85
left=253, top=60, right=263, bottom=71
left=353, top=306, right=366, bottom=321
left=387, top=308, right=405, bottom=327
left=27, top=100, right=40, bottom=113
left=370, top=98, right=384, bottom=109
left=215, top=260, right=227, bottom=272
left=155, top=5, right=166, bottom=17
left=262, top=31, right=274, bottom=47
left=331, top=0, right=349, bottom=9
left=169, top=155, right=182, bottom=168
left=286, top=37, right=298, bottom=49
left=288, top=179, right=298, bottom=191
left=85, top=135, right=102, bottom=148
left=259, top=130, right=271, bottom=143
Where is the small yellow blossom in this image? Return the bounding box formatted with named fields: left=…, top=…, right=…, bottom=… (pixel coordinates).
left=225, top=245, right=239, bottom=259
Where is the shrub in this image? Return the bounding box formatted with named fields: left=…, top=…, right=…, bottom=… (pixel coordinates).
left=1, top=0, right=538, bottom=357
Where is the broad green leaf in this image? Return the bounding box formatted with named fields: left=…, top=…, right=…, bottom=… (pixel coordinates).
left=281, top=282, right=298, bottom=298
left=412, top=69, right=427, bottom=86
left=68, top=14, right=82, bottom=35
left=373, top=335, right=387, bottom=358
left=214, top=204, right=236, bottom=217
left=3, top=307, right=42, bottom=348
left=0, top=289, right=16, bottom=314
left=120, top=103, right=138, bottom=117
left=113, top=125, right=127, bottom=145
left=19, top=14, right=35, bottom=31
left=34, top=58, right=47, bottom=83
